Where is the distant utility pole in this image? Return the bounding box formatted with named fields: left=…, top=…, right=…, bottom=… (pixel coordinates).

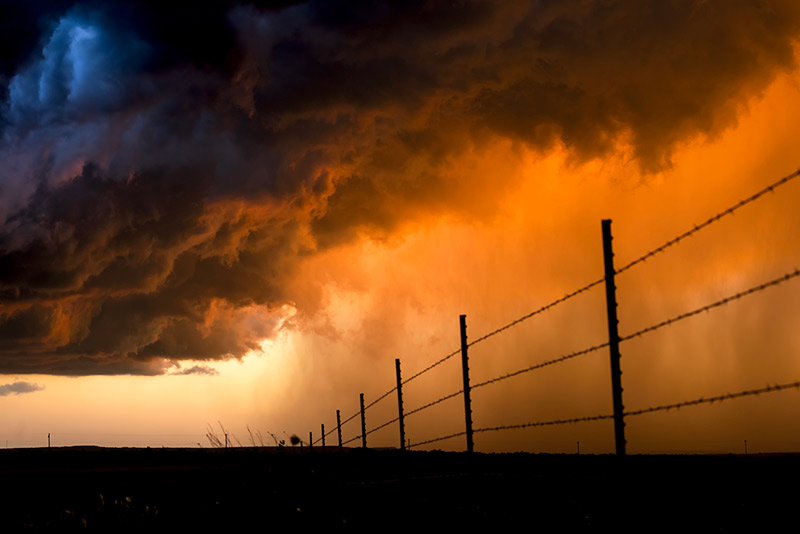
left=48, top=433, right=51, bottom=448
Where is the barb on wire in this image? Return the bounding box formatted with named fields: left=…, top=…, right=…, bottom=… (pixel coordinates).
left=408, top=430, right=467, bottom=449
left=467, top=278, right=605, bottom=348
left=365, top=416, right=400, bottom=437
left=620, top=268, right=800, bottom=342
left=626, top=381, right=800, bottom=417
left=405, top=388, right=463, bottom=418
left=471, top=342, right=609, bottom=391
left=617, top=169, right=800, bottom=275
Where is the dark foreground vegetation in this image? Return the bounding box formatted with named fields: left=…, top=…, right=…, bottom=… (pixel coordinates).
left=0, top=446, right=797, bottom=531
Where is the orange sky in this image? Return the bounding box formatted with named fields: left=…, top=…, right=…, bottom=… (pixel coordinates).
left=1, top=2, right=800, bottom=453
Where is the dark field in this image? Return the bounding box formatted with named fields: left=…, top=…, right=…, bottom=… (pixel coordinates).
left=0, top=446, right=797, bottom=531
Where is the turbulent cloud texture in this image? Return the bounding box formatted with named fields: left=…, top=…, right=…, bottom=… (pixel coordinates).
left=1, top=0, right=799, bottom=374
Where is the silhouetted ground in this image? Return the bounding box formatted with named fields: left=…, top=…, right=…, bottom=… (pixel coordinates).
left=0, top=447, right=797, bottom=531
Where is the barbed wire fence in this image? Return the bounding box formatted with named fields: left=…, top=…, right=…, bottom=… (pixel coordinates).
left=310, top=168, right=800, bottom=454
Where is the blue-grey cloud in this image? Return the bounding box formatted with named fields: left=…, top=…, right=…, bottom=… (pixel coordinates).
left=7, top=10, right=149, bottom=126
left=0, top=381, right=45, bottom=396
left=170, top=365, right=220, bottom=376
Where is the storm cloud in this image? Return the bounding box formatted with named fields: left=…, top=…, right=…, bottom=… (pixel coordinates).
left=1, top=0, right=799, bottom=374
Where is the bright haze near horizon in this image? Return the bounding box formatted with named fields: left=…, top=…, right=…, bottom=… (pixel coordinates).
left=1, top=0, right=800, bottom=453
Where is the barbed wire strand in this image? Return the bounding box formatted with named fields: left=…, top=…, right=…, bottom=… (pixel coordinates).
left=405, top=389, right=464, bottom=418
left=408, top=413, right=614, bottom=449
left=408, top=431, right=467, bottom=449
left=616, top=169, right=800, bottom=275
left=467, top=279, right=605, bottom=348
left=402, top=349, right=461, bottom=385
left=363, top=387, right=397, bottom=412
left=471, top=342, right=609, bottom=391
left=620, top=268, right=800, bottom=342
left=625, top=381, right=800, bottom=417
left=340, top=411, right=361, bottom=428
left=475, top=413, right=615, bottom=435
left=365, top=416, right=400, bottom=437
left=342, top=434, right=361, bottom=446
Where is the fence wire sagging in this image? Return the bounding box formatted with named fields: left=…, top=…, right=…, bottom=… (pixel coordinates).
left=311, top=168, right=800, bottom=453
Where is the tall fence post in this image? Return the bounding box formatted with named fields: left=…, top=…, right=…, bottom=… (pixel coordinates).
left=309, top=431, right=313, bottom=452
left=321, top=424, right=325, bottom=449
left=336, top=410, right=343, bottom=453
left=460, top=314, right=474, bottom=453
left=601, top=219, right=627, bottom=456
left=395, top=358, right=406, bottom=451
left=360, top=393, right=367, bottom=449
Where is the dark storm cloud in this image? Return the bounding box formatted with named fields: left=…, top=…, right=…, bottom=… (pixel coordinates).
left=0, top=0, right=798, bottom=374
left=0, top=381, right=44, bottom=396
